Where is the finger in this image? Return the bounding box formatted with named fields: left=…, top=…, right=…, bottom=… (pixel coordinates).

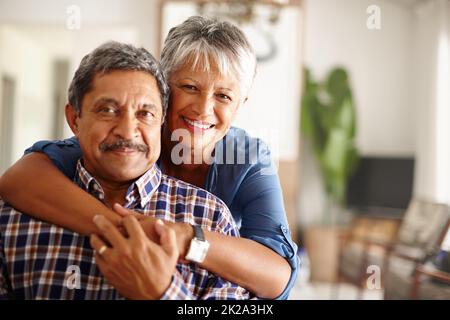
left=112, top=203, right=133, bottom=217
left=138, top=217, right=159, bottom=241
left=113, top=204, right=146, bottom=221
left=90, top=233, right=112, bottom=260
left=95, top=252, right=108, bottom=272
left=93, top=215, right=126, bottom=249
left=122, top=215, right=147, bottom=241
left=94, top=252, right=122, bottom=282
left=155, top=220, right=178, bottom=259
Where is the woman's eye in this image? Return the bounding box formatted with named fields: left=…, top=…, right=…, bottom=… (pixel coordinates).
left=217, top=93, right=232, bottom=102
left=182, top=84, right=198, bottom=91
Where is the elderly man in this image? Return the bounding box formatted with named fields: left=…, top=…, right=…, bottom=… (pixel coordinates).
left=0, top=41, right=249, bottom=300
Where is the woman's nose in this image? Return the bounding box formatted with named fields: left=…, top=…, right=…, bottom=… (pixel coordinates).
left=193, top=94, right=215, bottom=116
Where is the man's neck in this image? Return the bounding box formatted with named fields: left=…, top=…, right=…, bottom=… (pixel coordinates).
left=80, top=162, right=133, bottom=207
left=94, top=177, right=131, bottom=208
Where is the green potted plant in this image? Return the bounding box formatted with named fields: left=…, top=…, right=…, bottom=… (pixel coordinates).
left=300, top=66, right=360, bottom=282
left=301, top=66, right=359, bottom=224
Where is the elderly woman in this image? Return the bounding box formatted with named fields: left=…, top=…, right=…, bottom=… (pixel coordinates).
left=0, top=16, right=298, bottom=299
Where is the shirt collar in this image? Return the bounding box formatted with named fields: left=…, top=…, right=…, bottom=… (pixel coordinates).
left=75, top=160, right=161, bottom=208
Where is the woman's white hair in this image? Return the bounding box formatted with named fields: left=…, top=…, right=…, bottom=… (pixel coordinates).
left=160, top=16, right=257, bottom=97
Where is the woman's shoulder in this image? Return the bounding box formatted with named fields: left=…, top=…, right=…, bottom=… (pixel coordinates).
left=217, top=126, right=273, bottom=168
left=208, top=127, right=278, bottom=208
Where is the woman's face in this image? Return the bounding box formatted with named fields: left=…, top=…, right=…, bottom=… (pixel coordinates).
left=166, top=60, right=244, bottom=159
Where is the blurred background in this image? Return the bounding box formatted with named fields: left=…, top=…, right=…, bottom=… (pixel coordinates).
left=0, top=0, right=449, bottom=299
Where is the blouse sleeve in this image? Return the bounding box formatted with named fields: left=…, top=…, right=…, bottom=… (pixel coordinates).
left=234, top=138, right=299, bottom=300
left=24, top=137, right=81, bottom=180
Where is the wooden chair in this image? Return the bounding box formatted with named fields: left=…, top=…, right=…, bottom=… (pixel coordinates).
left=336, top=199, right=450, bottom=299
left=336, top=214, right=401, bottom=299
left=409, top=221, right=450, bottom=299
left=383, top=208, right=450, bottom=299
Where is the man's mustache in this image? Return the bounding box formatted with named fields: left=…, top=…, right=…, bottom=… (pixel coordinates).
left=99, top=139, right=149, bottom=153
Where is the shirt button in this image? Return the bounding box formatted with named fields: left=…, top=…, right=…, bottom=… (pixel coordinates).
left=281, top=226, right=288, bottom=233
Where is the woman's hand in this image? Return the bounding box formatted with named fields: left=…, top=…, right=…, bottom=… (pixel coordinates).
left=112, top=204, right=194, bottom=261
left=90, top=214, right=178, bottom=300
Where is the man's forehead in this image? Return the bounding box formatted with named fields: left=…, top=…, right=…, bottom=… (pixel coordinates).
left=93, top=70, right=159, bottom=89
left=86, top=70, right=162, bottom=106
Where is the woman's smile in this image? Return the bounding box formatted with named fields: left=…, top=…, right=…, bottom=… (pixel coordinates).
left=181, top=116, right=215, bottom=134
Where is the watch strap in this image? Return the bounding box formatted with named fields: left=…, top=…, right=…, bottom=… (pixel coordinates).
left=193, top=224, right=205, bottom=241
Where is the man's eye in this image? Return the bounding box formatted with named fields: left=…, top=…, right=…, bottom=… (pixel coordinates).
left=99, top=106, right=117, bottom=114
left=138, top=110, right=155, bottom=118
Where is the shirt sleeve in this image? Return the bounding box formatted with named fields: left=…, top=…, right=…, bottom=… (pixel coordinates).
left=24, top=137, right=81, bottom=180
left=0, top=233, right=11, bottom=299
left=235, top=139, right=299, bottom=300
left=160, top=271, right=194, bottom=300
left=160, top=269, right=251, bottom=300
left=199, top=275, right=252, bottom=300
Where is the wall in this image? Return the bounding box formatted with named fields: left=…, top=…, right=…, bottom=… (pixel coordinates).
left=0, top=0, right=148, bottom=157
left=0, top=0, right=157, bottom=52
left=412, top=0, right=450, bottom=204
left=299, top=0, right=417, bottom=225
left=161, top=2, right=303, bottom=161
left=0, top=26, right=54, bottom=172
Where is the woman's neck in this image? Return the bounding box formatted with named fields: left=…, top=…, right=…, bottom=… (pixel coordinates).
left=161, top=129, right=212, bottom=188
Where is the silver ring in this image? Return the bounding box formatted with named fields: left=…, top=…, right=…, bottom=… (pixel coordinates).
left=98, top=245, right=108, bottom=255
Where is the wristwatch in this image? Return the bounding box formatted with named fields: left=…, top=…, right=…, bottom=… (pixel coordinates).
left=185, top=225, right=210, bottom=263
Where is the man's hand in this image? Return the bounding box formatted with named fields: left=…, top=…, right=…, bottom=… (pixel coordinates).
left=112, top=203, right=194, bottom=261
left=90, top=214, right=178, bottom=299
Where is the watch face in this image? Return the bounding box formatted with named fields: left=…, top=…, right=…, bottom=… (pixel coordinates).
left=186, top=238, right=210, bottom=263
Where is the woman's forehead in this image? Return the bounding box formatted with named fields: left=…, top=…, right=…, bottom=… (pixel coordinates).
left=173, top=57, right=239, bottom=83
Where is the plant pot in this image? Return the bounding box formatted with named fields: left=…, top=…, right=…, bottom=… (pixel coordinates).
left=303, top=225, right=348, bottom=283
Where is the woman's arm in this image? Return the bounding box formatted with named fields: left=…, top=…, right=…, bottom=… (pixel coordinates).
left=202, top=231, right=291, bottom=299
left=196, top=136, right=298, bottom=299
left=114, top=199, right=292, bottom=299
left=0, top=152, right=121, bottom=235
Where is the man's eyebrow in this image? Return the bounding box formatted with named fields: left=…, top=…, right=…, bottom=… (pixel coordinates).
left=141, top=104, right=159, bottom=111
left=93, top=98, right=119, bottom=108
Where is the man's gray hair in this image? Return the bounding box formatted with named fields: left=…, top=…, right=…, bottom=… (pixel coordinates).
left=160, top=16, right=257, bottom=97
left=68, top=41, right=170, bottom=118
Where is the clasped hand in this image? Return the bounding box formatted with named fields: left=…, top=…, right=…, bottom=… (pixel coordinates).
left=89, top=204, right=179, bottom=300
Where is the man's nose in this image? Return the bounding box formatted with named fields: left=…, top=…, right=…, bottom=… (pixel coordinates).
left=113, top=113, right=139, bottom=140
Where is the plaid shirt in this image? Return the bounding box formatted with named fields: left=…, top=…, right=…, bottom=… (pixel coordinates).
left=0, top=160, right=250, bottom=300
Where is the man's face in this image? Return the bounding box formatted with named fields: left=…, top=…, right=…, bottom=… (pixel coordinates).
left=67, top=70, right=163, bottom=185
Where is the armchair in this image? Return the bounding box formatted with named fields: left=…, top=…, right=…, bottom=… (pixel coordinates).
left=337, top=199, right=450, bottom=299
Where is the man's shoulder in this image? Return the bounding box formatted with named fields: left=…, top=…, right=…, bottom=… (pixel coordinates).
left=158, top=174, right=227, bottom=208
left=0, top=199, right=20, bottom=221
left=157, top=174, right=238, bottom=234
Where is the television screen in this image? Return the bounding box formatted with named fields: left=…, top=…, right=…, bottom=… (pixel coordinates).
left=346, top=157, right=415, bottom=213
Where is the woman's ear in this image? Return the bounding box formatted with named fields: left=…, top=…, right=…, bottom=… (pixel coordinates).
left=65, top=104, right=80, bottom=136
left=237, top=97, right=248, bottom=113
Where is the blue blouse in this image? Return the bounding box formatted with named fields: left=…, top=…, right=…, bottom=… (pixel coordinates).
left=25, top=126, right=299, bottom=299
